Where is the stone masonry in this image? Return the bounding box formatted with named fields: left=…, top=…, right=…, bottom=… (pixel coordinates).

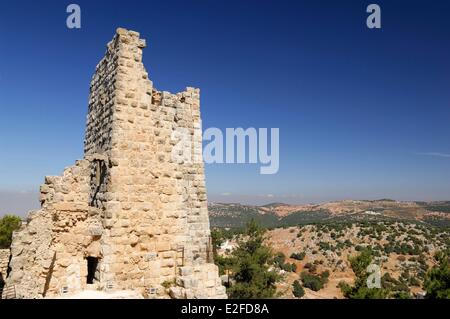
left=2, top=28, right=226, bottom=299
left=0, top=249, right=9, bottom=280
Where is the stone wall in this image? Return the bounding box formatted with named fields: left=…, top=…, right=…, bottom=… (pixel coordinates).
left=0, top=249, right=9, bottom=278
left=3, top=28, right=226, bottom=299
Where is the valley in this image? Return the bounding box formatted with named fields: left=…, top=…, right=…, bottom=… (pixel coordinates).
left=211, top=200, right=450, bottom=299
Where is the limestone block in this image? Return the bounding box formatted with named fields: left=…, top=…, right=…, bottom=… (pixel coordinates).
left=88, top=226, right=103, bottom=236
left=155, top=242, right=171, bottom=252
left=160, top=267, right=174, bottom=277
left=216, top=285, right=227, bottom=295
left=161, top=259, right=175, bottom=268
left=178, top=266, right=192, bottom=276
left=169, top=286, right=186, bottom=299
left=161, top=251, right=173, bottom=259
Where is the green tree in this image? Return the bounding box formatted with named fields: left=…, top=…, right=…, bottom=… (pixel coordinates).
left=300, top=270, right=329, bottom=292
left=227, top=219, right=280, bottom=299
left=340, top=249, right=388, bottom=299
left=210, top=228, right=238, bottom=276
left=273, top=252, right=286, bottom=267
left=381, top=273, right=411, bottom=299
left=349, top=248, right=372, bottom=277
left=0, top=214, right=22, bottom=248
left=292, top=280, right=305, bottom=298
left=424, top=252, right=450, bottom=299
left=211, top=228, right=224, bottom=255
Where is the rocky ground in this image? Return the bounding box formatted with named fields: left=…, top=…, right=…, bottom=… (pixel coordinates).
left=271, top=221, right=448, bottom=298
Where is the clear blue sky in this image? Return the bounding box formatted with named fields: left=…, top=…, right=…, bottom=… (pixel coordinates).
left=1, top=0, right=450, bottom=215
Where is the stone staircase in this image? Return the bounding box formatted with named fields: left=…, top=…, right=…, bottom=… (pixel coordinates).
left=1, top=285, right=16, bottom=299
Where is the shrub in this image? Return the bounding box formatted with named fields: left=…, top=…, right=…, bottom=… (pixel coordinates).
left=321, top=270, right=330, bottom=280
left=300, top=270, right=329, bottom=292
left=301, top=272, right=324, bottom=291
left=424, top=252, right=450, bottom=299
left=281, top=262, right=297, bottom=273
left=290, top=252, right=306, bottom=261
left=338, top=281, right=351, bottom=295
left=292, top=280, right=305, bottom=298
left=409, top=277, right=421, bottom=287
left=273, top=252, right=286, bottom=267
left=318, top=241, right=331, bottom=251
left=0, top=214, right=22, bottom=248
left=303, top=262, right=317, bottom=273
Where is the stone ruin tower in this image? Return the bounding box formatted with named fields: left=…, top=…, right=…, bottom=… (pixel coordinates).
left=3, top=28, right=226, bottom=299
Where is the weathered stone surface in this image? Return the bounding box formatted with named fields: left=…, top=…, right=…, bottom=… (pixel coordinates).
left=3, top=28, right=225, bottom=299
left=0, top=249, right=10, bottom=279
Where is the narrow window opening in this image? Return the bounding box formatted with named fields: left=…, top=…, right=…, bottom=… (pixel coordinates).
left=95, top=160, right=102, bottom=186
left=90, top=159, right=106, bottom=207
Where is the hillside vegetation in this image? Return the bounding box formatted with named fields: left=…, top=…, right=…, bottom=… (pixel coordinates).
left=209, top=200, right=450, bottom=229
left=214, top=218, right=450, bottom=299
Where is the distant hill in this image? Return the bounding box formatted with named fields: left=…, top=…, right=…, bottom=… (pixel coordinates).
left=260, top=202, right=289, bottom=208
left=208, top=200, right=450, bottom=229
